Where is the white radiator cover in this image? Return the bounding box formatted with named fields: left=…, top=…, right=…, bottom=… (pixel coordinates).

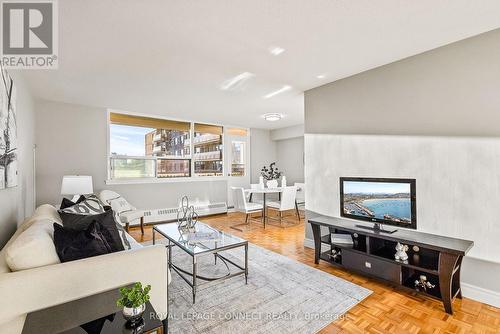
left=129, top=202, right=228, bottom=225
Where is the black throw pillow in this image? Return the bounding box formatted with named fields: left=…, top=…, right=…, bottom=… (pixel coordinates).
left=102, top=205, right=131, bottom=250
left=60, top=195, right=86, bottom=210
left=53, top=222, right=112, bottom=262
left=59, top=210, right=125, bottom=252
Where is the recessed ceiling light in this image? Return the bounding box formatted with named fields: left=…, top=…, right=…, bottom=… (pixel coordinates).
left=263, top=113, right=283, bottom=122
left=220, top=72, right=255, bottom=91
left=263, top=85, right=292, bottom=99
left=316, top=74, right=326, bottom=79
left=269, top=46, right=285, bottom=56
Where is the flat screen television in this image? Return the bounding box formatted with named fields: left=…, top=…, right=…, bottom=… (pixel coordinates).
left=340, top=177, right=416, bottom=232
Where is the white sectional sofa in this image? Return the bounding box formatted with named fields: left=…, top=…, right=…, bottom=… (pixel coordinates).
left=0, top=204, right=169, bottom=333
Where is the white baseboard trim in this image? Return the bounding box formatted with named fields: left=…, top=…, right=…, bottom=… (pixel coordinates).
left=303, top=238, right=500, bottom=308
left=461, top=283, right=500, bottom=308
left=303, top=238, right=314, bottom=249
left=127, top=202, right=227, bottom=226
left=303, top=237, right=330, bottom=252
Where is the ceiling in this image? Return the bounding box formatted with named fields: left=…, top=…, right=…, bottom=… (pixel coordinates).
left=20, top=0, right=500, bottom=129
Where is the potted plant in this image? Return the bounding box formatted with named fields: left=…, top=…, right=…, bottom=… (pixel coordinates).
left=260, top=162, right=282, bottom=188
left=117, top=282, right=151, bottom=326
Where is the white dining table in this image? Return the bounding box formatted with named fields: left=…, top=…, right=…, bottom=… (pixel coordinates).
left=244, top=187, right=283, bottom=226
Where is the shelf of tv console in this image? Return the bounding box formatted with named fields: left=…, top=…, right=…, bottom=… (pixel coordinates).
left=308, top=212, right=474, bottom=315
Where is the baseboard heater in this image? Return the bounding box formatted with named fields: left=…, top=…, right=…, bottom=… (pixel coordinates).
left=128, top=202, right=228, bottom=226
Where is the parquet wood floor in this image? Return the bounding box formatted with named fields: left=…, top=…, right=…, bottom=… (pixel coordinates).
left=129, top=212, right=500, bottom=333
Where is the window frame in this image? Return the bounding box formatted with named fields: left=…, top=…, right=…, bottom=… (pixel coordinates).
left=106, top=109, right=249, bottom=184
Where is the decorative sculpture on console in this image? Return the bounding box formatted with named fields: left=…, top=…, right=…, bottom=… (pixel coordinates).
left=414, top=275, right=436, bottom=292
left=176, top=196, right=199, bottom=230
left=394, top=242, right=409, bottom=262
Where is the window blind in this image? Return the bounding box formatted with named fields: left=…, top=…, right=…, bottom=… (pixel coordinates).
left=110, top=112, right=190, bottom=131
left=194, top=123, right=223, bottom=135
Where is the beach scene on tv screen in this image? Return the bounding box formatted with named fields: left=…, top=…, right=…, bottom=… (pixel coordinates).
left=343, top=181, right=411, bottom=225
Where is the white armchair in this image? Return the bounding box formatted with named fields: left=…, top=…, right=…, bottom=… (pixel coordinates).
left=98, top=190, right=145, bottom=234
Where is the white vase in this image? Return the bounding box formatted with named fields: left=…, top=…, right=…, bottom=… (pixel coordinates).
left=281, top=176, right=287, bottom=187
left=259, top=176, right=265, bottom=189
left=267, top=179, right=278, bottom=188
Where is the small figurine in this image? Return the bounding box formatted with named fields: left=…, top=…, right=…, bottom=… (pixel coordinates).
left=414, top=275, right=436, bottom=292
left=394, top=242, right=409, bottom=261
left=329, top=249, right=341, bottom=261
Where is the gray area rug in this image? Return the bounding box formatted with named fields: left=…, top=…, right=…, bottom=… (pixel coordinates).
left=143, top=240, right=371, bottom=334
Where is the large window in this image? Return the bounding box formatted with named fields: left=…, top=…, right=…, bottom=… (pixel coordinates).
left=109, top=113, right=191, bottom=179
left=108, top=113, right=240, bottom=181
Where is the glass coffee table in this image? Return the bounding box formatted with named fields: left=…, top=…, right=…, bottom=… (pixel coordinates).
left=153, top=222, right=248, bottom=303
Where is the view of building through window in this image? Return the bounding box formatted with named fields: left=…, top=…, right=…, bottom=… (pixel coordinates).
left=144, top=128, right=191, bottom=177
left=193, top=123, right=223, bottom=177
left=231, top=141, right=245, bottom=176
left=109, top=114, right=229, bottom=179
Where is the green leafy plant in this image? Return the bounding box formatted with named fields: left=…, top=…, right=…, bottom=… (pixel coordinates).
left=116, top=282, right=151, bottom=308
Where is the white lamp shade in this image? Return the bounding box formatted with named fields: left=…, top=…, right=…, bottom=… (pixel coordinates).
left=61, top=175, right=94, bottom=195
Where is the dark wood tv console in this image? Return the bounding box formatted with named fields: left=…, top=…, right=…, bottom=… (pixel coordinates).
left=308, top=213, right=473, bottom=314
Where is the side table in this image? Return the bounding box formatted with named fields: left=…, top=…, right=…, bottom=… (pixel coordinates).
left=22, top=287, right=165, bottom=334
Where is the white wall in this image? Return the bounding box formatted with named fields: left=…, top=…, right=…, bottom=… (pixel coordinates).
left=34, top=100, right=299, bottom=212
left=304, top=134, right=500, bottom=306
left=0, top=72, right=35, bottom=248
left=270, top=124, right=304, bottom=141
left=303, top=28, right=500, bottom=306
left=250, top=127, right=305, bottom=186
left=305, top=134, right=499, bottom=262
left=35, top=100, right=227, bottom=209
left=276, top=137, right=304, bottom=185
left=249, top=128, right=277, bottom=184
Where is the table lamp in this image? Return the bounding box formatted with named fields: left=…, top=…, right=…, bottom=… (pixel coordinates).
left=61, top=175, right=94, bottom=201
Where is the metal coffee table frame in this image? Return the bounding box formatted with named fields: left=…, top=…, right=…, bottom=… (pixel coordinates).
left=153, top=225, right=248, bottom=303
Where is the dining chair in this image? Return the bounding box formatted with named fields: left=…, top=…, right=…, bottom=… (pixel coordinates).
left=265, top=186, right=298, bottom=227
left=294, top=182, right=305, bottom=220
left=247, top=183, right=262, bottom=203
left=231, top=187, right=264, bottom=231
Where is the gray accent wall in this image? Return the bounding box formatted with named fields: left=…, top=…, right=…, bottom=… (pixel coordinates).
left=35, top=100, right=227, bottom=209
left=306, top=29, right=500, bottom=137
left=304, top=29, right=500, bottom=306
left=0, top=72, right=35, bottom=248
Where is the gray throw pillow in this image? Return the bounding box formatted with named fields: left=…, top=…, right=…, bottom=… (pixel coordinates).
left=59, top=195, right=105, bottom=215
